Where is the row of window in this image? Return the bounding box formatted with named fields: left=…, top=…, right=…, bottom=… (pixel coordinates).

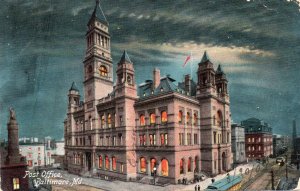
left=98, top=155, right=118, bottom=171
left=247, top=137, right=272, bottom=143
left=179, top=133, right=199, bottom=145
left=87, top=33, right=110, bottom=49
left=247, top=145, right=273, bottom=152
left=213, top=132, right=230, bottom=144
left=99, top=134, right=123, bottom=146
left=139, top=157, right=169, bottom=176
left=139, top=133, right=168, bottom=146
left=180, top=157, right=199, bottom=174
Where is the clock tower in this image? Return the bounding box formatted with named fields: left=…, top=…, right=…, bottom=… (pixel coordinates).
left=83, top=0, right=113, bottom=130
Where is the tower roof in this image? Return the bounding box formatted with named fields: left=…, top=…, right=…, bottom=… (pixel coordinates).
left=89, top=0, right=108, bottom=25
left=69, top=82, right=79, bottom=92
left=200, top=51, right=210, bottom=64
left=119, top=50, right=132, bottom=64
left=216, top=64, right=224, bottom=75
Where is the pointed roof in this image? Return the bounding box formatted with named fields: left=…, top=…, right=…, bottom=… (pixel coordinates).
left=200, top=51, right=210, bottom=64
left=90, top=0, right=108, bottom=25
left=69, top=82, right=79, bottom=92
left=216, top=64, right=224, bottom=75
left=119, top=50, right=132, bottom=64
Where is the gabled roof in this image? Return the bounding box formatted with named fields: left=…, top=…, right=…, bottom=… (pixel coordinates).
left=119, top=50, right=132, bottom=64
left=200, top=51, right=210, bottom=64
left=89, top=0, right=108, bottom=25
left=69, top=82, right=79, bottom=92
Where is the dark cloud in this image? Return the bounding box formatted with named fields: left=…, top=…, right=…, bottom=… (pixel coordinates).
left=1, top=0, right=300, bottom=139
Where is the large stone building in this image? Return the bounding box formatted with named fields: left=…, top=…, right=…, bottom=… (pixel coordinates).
left=1, top=109, right=28, bottom=191
left=242, top=118, right=273, bottom=160
left=231, top=124, right=246, bottom=164
left=64, top=1, right=233, bottom=184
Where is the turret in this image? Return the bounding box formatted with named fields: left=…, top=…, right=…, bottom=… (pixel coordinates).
left=215, top=64, right=228, bottom=97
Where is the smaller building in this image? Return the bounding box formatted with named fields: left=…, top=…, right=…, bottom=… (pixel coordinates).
left=231, top=124, right=246, bottom=164
left=242, top=118, right=273, bottom=160
left=273, top=134, right=288, bottom=157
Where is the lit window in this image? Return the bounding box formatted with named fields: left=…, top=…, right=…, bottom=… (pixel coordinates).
left=178, top=110, right=183, bottom=123
left=180, top=158, right=184, bottom=174
left=99, top=65, right=108, bottom=77
left=161, top=159, right=169, bottom=176
left=186, top=112, right=191, bottom=124
left=107, top=114, right=111, bottom=128
left=99, top=155, right=102, bottom=169
left=193, top=113, right=197, bottom=126
left=150, top=158, right=156, bottom=173
left=112, top=156, right=117, bottom=171
left=140, top=114, right=145, bottom=126
left=101, top=115, right=105, bottom=128
left=13, top=178, right=20, bottom=190
left=28, top=160, right=33, bottom=167
left=150, top=113, right=156, bottom=124
left=105, top=156, right=110, bottom=170
left=140, top=157, right=146, bottom=173
left=161, top=111, right=168, bottom=123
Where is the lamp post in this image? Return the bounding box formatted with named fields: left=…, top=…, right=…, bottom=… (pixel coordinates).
left=153, top=167, right=157, bottom=185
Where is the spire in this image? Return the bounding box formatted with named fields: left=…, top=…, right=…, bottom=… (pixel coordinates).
left=119, top=50, right=132, bottom=64
left=216, top=64, right=224, bottom=75
left=69, top=82, right=79, bottom=92
left=200, top=51, right=210, bottom=64
left=90, top=0, right=108, bottom=25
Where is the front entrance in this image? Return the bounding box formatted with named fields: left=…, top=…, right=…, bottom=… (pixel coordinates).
left=85, top=152, right=92, bottom=171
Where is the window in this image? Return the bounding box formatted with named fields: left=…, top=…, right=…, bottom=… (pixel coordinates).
left=150, top=113, right=156, bottom=124
left=106, top=136, right=110, bottom=146
left=28, top=160, right=33, bottom=167
left=213, top=132, right=216, bottom=144
left=180, top=158, right=184, bottom=174
left=140, top=157, right=146, bottom=173
left=150, top=158, right=156, bottom=173
left=178, top=110, right=183, bottom=123
left=101, top=115, right=105, bottom=128
left=99, top=155, right=103, bottom=169
left=99, top=65, right=108, bottom=77
left=113, top=136, right=117, bottom=146
left=194, top=134, right=198, bottom=144
left=140, top=114, right=145, bottom=126
left=188, top=157, right=192, bottom=172
left=161, top=111, right=168, bottom=123
left=161, top=133, right=168, bottom=146
left=119, top=115, right=123, bottom=126
left=140, top=135, right=146, bottom=146
left=107, top=114, right=111, bottom=128
left=13, top=178, right=20, bottom=190
left=161, top=159, right=169, bottom=176
left=120, top=163, right=124, bottom=173
left=105, top=156, right=110, bottom=170
left=193, top=113, right=198, bottom=126
left=179, top=133, right=184, bottom=145
left=112, top=156, right=117, bottom=171
left=248, top=138, right=251, bottom=143
left=187, top=133, right=192, bottom=145
left=186, top=112, right=191, bottom=124
left=38, top=160, right=41, bottom=166
left=252, top=138, right=254, bottom=142
left=149, top=134, right=156, bottom=146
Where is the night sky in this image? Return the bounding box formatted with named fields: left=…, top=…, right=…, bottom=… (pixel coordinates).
left=1, top=0, right=300, bottom=140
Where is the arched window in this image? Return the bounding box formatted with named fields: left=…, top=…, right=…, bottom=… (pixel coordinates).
left=107, top=114, right=111, bottom=128
left=180, top=158, right=184, bottom=174
left=101, top=115, right=105, bottom=128
left=186, top=112, right=191, bottom=124
left=178, top=110, right=183, bottom=123
left=188, top=157, right=192, bottom=172
left=193, top=113, right=197, bottom=126
left=105, top=156, right=110, bottom=170
left=140, top=114, right=145, bottom=126
left=161, top=159, right=169, bottom=176
left=140, top=157, right=146, bottom=173
left=161, top=111, right=168, bottom=123
left=99, top=65, right=108, bottom=77
left=99, top=155, right=103, bottom=169
left=112, top=156, right=117, bottom=171
left=150, top=158, right=156, bottom=173
left=150, top=113, right=156, bottom=125
left=216, top=111, right=223, bottom=127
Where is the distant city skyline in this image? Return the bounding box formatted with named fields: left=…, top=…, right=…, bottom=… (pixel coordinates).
left=1, top=0, right=300, bottom=139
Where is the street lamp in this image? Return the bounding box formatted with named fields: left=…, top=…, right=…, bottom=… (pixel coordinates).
left=153, top=167, right=157, bottom=185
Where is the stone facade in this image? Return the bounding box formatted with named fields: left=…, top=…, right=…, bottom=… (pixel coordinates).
left=64, top=1, right=233, bottom=184
left=242, top=118, right=273, bottom=160
left=231, top=124, right=246, bottom=164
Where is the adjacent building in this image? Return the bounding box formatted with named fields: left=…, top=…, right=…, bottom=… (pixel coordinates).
left=64, top=1, right=233, bottom=184
left=242, top=118, right=273, bottom=160
left=273, top=134, right=288, bottom=157
left=1, top=109, right=28, bottom=191
left=231, top=124, right=246, bottom=164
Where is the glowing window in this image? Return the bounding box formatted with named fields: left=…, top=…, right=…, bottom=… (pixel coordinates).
left=13, top=178, right=20, bottom=190
left=140, top=157, right=146, bottom=173
left=101, top=115, right=105, bottom=128
left=188, top=157, right=192, bottom=172
left=150, top=158, right=156, bottom=172
left=178, top=110, right=183, bottom=123
left=140, top=114, right=145, bottom=126
left=186, top=112, right=191, bottom=124
left=180, top=159, right=184, bottom=174
left=150, top=113, right=156, bottom=124
left=193, top=113, right=197, bottom=126
left=112, top=156, right=117, bottom=171
left=99, top=155, right=102, bottom=169
left=99, top=65, right=108, bottom=77
left=161, top=159, right=169, bottom=176
left=107, top=114, right=111, bottom=128
left=105, top=156, right=110, bottom=170
left=161, top=111, right=168, bottom=123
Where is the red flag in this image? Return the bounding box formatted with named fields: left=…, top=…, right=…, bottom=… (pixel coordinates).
left=182, top=55, right=191, bottom=67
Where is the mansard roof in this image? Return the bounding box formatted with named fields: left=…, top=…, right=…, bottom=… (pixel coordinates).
left=69, top=82, right=79, bottom=92
left=89, top=0, right=108, bottom=25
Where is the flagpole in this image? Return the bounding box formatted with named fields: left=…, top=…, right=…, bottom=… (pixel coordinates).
left=190, top=50, right=193, bottom=79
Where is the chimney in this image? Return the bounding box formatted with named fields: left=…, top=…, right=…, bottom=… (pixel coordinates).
left=184, top=74, right=191, bottom=94
left=153, top=68, right=160, bottom=89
